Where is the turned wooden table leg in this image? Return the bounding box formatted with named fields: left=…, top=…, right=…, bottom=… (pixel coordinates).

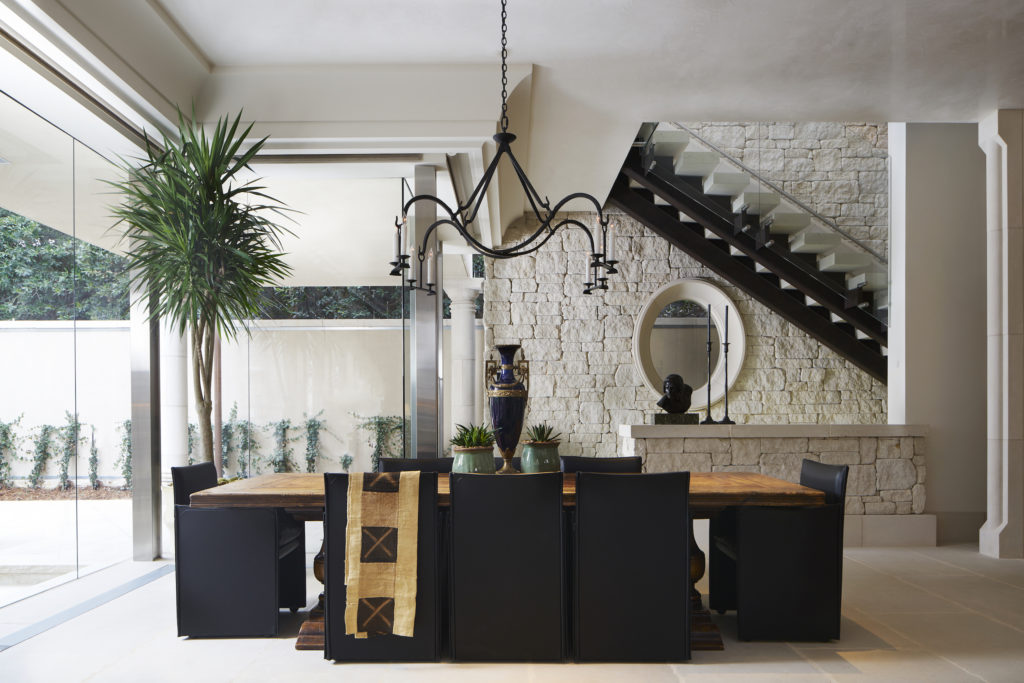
left=689, top=515, right=724, bottom=651
left=295, top=539, right=326, bottom=650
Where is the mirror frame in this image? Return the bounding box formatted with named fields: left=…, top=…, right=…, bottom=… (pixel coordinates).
left=632, top=278, right=746, bottom=410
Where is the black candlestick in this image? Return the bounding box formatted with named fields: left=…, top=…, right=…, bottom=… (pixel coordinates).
left=701, top=303, right=717, bottom=424
left=719, top=304, right=735, bottom=424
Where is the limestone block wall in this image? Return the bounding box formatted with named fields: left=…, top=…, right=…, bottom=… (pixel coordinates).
left=625, top=428, right=926, bottom=515
left=680, top=122, right=889, bottom=256
left=483, top=213, right=888, bottom=458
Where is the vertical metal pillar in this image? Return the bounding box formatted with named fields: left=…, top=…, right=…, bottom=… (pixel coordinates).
left=130, top=283, right=161, bottom=560
left=410, top=165, right=443, bottom=459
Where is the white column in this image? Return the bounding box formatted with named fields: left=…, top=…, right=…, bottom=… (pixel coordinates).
left=979, top=111, right=1024, bottom=558
left=445, top=279, right=483, bottom=433
left=160, top=322, right=189, bottom=482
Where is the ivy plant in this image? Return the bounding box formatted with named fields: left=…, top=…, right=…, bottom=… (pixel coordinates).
left=0, top=416, right=21, bottom=489
left=221, top=403, right=238, bottom=476
left=116, top=419, right=132, bottom=490
left=57, top=412, right=83, bottom=490
left=28, top=425, right=55, bottom=489
left=235, top=418, right=259, bottom=477
left=269, top=418, right=297, bottom=473
left=303, top=411, right=326, bottom=473
left=186, top=422, right=198, bottom=466
left=88, top=426, right=100, bottom=489
left=355, top=414, right=407, bottom=473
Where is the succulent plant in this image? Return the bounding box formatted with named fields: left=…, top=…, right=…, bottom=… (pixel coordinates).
left=450, top=423, right=497, bottom=448
left=524, top=423, right=562, bottom=443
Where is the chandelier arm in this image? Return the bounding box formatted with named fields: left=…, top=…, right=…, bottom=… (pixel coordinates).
left=503, top=145, right=555, bottom=221
left=403, top=193, right=460, bottom=223
left=457, top=142, right=507, bottom=227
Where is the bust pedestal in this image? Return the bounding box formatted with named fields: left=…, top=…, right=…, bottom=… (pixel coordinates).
left=652, top=413, right=700, bottom=425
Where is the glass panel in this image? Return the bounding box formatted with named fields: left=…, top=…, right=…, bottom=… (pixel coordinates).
left=0, top=93, right=77, bottom=605
left=73, top=139, right=132, bottom=576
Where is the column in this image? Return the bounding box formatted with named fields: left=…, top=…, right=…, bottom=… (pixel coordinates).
left=445, top=279, right=483, bottom=433
left=159, top=323, right=188, bottom=482
left=129, top=282, right=161, bottom=560
left=979, top=111, right=1024, bottom=558
left=410, top=165, right=442, bottom=459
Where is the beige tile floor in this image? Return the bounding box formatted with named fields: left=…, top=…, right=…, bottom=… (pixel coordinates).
left=0, top=544, right=1022, bottom=682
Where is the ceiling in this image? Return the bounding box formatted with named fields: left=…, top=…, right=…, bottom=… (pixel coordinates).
left=2, top=0, right=1022, bottom=286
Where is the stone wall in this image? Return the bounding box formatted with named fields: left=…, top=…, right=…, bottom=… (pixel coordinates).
left=680, top=122, right=888, bottom=256
left=626, top=430, right=925, bottom=515
left=483, top=212, right=888, bottom=459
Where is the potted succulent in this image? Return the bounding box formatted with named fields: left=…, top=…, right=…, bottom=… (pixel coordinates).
left=521, top=423, right=563, bottom=473
left=450, top=423, right=497, bottom=474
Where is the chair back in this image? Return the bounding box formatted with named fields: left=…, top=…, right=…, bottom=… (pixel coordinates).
left=449, top=472, right=564, bottom=661
left=379, top=457, right=454, bottom=473
left=170, top=462, right=218, bottom=506
left=560, top=455, right=642, bottom=473
left=574, top=472, right=690, bottom=661
left=323, top=472, right=440, bottom=662
left=800, top=459, right=849, bottom=504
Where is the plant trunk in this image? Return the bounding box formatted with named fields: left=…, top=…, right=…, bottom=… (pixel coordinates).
left=192, top=315, right=215, bottom=467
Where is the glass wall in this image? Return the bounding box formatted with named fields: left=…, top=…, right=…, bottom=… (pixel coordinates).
left=0, top=92, right=131, bottom=606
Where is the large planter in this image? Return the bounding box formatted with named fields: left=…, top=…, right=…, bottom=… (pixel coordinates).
left=486, top=344, right=529, bottom=474
left=452, top=446, right=496, bottom=474
left=521, top=442, right=560, bottom=473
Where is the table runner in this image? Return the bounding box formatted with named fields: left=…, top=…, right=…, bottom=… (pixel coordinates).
left=344, top=472, right=420, bottom=638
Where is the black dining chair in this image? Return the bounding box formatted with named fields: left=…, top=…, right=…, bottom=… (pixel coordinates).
left=559, top=455, right=642, bottom=473
left=323, top=472, right=441, bottom=662
left=172, top=464, right=306, bottom=638
left=379, top=457, right=454, bottom=473
left=573, top=472, right=691, bottom=661
left=449, top=472, right=565, bottom=661
left=710, top=459, right=848, bottom=641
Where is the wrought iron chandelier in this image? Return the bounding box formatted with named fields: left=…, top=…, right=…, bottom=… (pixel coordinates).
left=389, top=0, right=618, bottom=295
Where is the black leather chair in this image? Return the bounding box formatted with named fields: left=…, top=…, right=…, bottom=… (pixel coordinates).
left=170, top=462, right=217, bottom=506
left=379, top=457, right=454, bottom=473
left=710, top=459, right=848, bottom=641
left=560, top=455, right=642, bottom=473
left=449, top=472, right=565, bottom=661
left=323, top=472, right=441, bottom=661
left=173, top=464, right=306, bottom=638
left=574, top=472, right=691, bottom=661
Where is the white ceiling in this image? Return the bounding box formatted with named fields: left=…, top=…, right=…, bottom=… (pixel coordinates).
left=2, top=0, right=1022, bottom=287
left=143, top=0, right=1024, bottom=121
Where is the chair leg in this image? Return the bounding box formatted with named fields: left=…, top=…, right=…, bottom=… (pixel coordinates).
left=708, top=511, right=737, bottom=613
left=278, top=526, right=307, bottom=611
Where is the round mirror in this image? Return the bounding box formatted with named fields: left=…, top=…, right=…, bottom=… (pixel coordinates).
left=650, top=299, right=721, bottom=391
left=633, top=279, right=745, bottom=411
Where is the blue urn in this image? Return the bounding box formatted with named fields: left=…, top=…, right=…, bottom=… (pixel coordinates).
left=486, top=344, right=529, bottom=474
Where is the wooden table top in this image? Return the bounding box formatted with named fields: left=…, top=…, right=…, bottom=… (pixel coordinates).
left=190, top=471, right=824, bottom=511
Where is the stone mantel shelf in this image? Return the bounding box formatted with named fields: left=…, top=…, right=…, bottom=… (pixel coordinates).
left=619, top=424, right=929, bottom=439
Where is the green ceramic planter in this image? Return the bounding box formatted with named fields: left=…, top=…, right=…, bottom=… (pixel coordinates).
left=521, top=442, right=560, bottom=473
left=452, top=446, right=496, bottom=474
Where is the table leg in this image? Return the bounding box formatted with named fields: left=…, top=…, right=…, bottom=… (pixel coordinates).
left=689, top=516, right=724, bottom=651
left=295, top=540, right=326, bottom=650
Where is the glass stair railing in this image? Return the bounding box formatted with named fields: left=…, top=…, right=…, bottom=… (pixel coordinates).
left=639, top=122, right=889, bottom=330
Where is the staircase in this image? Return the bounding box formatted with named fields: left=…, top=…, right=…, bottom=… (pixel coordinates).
left=608, top=123, right=888, bottom=382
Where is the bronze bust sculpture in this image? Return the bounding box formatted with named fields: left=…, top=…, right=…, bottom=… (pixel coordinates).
left=657, top=373, right=693, bottom=414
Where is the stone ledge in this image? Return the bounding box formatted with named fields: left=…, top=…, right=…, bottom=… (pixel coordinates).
left=620, top=424, right=928, bottom=439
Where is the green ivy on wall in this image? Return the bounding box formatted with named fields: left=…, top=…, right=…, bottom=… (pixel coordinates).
left=116, top=419, right=132, bottom=490
left=0, top=416, right=21, bottom=488
left=303, top=411, right=326, bottom=473
left=28, top=425, right=55, bottom=489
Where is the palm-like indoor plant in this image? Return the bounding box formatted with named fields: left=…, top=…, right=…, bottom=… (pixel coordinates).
left=110, top=110, right=292, bottom=470
left=521, top=423, right=563, bottom=473
left=450, top=423, right=497, bottom=474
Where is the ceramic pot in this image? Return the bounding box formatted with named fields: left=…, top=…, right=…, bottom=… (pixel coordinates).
left=487, top=344, right=529, bottom=473
left=452, top=446, right=496, bottom=474
left=520, top=442, right=560, bottom=473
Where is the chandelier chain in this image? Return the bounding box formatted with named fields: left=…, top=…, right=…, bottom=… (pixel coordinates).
left=500, top=0, right=509, bottom=133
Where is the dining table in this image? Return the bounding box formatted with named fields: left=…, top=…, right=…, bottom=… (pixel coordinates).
left=190, top=470, right=825, bottom=652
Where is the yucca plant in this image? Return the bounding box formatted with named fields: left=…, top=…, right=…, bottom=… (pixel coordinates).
left=110, top=108, right=292, bottom=465
left=450, top=423, right=497, bottom=449
left=523, top=423, right=562, bottom=444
